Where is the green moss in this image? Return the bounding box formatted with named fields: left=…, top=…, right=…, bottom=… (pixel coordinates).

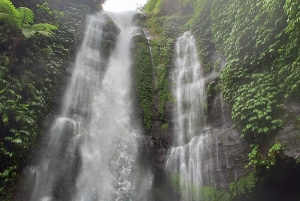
left=144, top=0, right=164, bottom=15
left=214, top=59, right=221, bottom=72
left=204, top=61, right=213, bottom=74
left=131, top=34, right=154, bottom=130
left=202, top=186, right=231, bottom=201
left=161, top=123, right=169, bottom=130
left=151, top=187, right=166, bottom=200
left=206, top=83, right=214, bottom=98
left=100, top=19, right=120, bottom=59
left=146, top=22, right=172, bottom=120
left=145, top=14, right=190, bottom=121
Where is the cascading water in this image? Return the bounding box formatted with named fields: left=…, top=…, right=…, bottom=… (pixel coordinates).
left=16, top=12, right=152, bottom=201
left=172, top=31, right=206, bottom=146
left=166, top=31, right=221, bottom=201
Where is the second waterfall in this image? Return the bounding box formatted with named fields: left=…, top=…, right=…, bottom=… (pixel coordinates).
left=166, top=32, right=222, bottom=201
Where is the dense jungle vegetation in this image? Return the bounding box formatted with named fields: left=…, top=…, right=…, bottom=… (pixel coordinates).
left=0, top=0, right=105, bottom=199
left=141, top=0, right=300, bottom=199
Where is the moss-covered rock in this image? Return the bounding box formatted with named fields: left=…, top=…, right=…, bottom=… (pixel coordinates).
left=100, top=15, right=120, bottom=60
left=130, top=31, right=154, bottom=131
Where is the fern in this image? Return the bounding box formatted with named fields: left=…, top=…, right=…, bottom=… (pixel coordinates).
left=32, top=23, right=58, bottom=37
left=21, top=23, right=58, bottom=38
left=0, top=66, right=9, bottom=79
left=0, top=0, right=19, bottom=28
left=17, top=7, right=34, bottom=28
left=0, top=13, right=15, bottom=26
left=33, top=23, right=58, bottom=31
left=0, top=0, right=57, bottom=38
left=0, top=86, right=7, bottom=95
left=20, top=26, right=35, bottom=38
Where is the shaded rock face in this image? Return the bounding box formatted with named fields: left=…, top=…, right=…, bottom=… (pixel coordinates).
left=146, top=101, right=174, bottom=170
left=247, top=157, right=300, bottom=201
left=275, top=101, right=300, bottom=159
left=244, top=100, right=300, bottom=201
left=202, top=91, right=251, bottom=189
left=144, top=84, right=251, bottom=198
left=205, top=89, right=300, bottom=193
left=100, top=14, right=121, bottom=63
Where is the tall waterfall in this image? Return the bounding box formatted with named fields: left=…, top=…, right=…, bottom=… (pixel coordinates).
left=166, top=32, right=218, bottom=201
left=16, top=12, right=152, bottom=201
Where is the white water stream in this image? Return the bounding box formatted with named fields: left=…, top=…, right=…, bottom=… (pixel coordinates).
left=16, top=12, right=152, bottom=201
left=166, top=32, right=218, bottom=201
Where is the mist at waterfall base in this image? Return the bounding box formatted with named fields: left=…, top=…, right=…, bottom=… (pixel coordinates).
left=15, top=12, right=152, bottom=201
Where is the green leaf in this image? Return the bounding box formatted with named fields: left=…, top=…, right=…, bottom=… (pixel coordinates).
left=0, top=0, right=19, bottom=27
left=0, top=86, right=7, bottom=95
left=21, top=26, right=35, bottom=38
left=2, top=114, right=8, bottom=123
left=17, top=7, right=34, bottom=28
left=12, top=138, right=22, bottom=144
left=32, top=23, right=57, bottom=31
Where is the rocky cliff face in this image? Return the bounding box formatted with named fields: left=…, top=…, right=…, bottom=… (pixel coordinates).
left=275, top=101, right=300, bottom=159
left=205, top=91, right=251, bottom=189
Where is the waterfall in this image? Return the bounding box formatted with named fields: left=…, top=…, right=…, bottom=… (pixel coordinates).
left=15, top=12, right=152, bottom=201
left=166, top=31, right=218, bottom=201
left=172, top=31, right=206, bottom=146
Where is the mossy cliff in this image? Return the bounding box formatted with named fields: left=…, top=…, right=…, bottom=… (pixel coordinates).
left=131, top=31, right=154, bottom=131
